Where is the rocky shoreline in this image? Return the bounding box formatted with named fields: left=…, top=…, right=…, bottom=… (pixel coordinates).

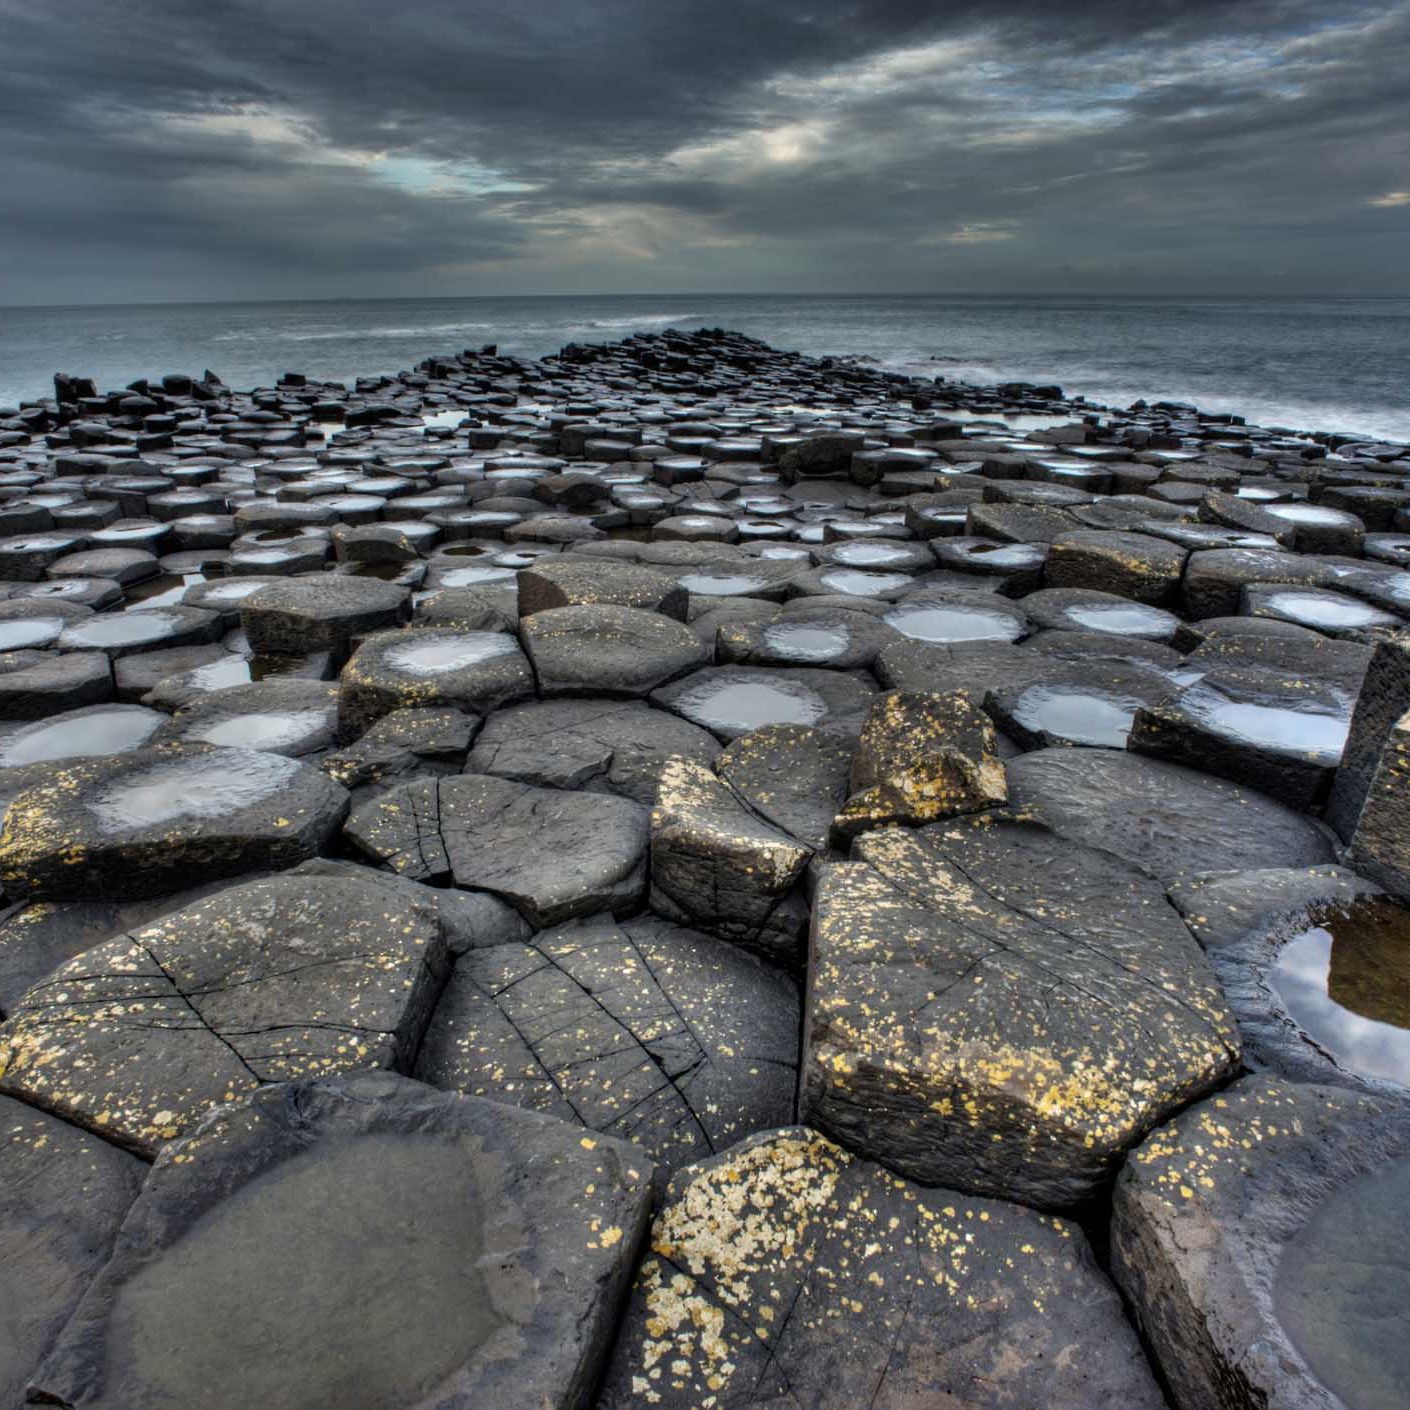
left=1, top=326, right=1408, bottom=1408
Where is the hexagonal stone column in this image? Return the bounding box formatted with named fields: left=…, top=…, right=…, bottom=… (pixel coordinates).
left=346, top=773, right=649, bottom=926
left=416, top=913, right=798, bottom=1189
left=650, top=755, right=812, bottom=964
left=0, top=744, right=349, bottom=900
left=801, top=816, right=1240, bottom=1207
left=1112, top=1075, right=1410, bottom=1410
left=0, top=874, right=449, bottom=1154
left=29, top=1072, right=654, bottom=1410
left=599, top=1128, right=1164, bottom=1409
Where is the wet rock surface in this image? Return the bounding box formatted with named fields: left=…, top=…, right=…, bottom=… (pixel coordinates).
left=599, top=1128, right=1164, bottom=1409
left=1, top=326, right=1408, bottom=1406
left=1112, top=1076, right=1410, bottom=1410
left=29, top=1071, right=654, bottom=1410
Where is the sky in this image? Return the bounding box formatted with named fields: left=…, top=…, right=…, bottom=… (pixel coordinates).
left=0, top=0, right=1406, bottom=304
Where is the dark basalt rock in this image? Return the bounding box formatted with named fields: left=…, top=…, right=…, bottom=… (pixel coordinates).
left=0, top=1095, right=146, bottom=1407
left=1327, top=628, right=1410, bottom=843
left=520, top=602, right=708, bottom=697
left=319, top=705, right=478, bottom=796
left=800, top=815, right=1239, bottom=1207
left=715, top=723, right=852, bottom=852
left=415, top=912, right=798, bottom=1189
left=240, top=574, right=409, bottom=656
left=1045, top=529, right=1188, bottom=606
left=1006, top=747, right=1335, bottom=882
left=28, top=1072, right=654, bottom=1410
left=1112, top=1076, right=1410, bottom=1410
left=650, top=754, right=812, bottom=964
left=337, top=626, right=532, bottom=739
left=987, top=660, right=1176, bottom=751
left=1129, top=661, right=1353, bottom=809
left=0, top=874, right=448, bottom=1154
left=468, top=697, right=720, bottom=804
left=345, top=773, right=650, bottom=926
left=516, top=555, right=688, bottom=618
left=876, top=638, right=1051, bottom=697
left=599, top=1128, right=1165, bottom=1409
left=0, top=744, right=348, bottom=900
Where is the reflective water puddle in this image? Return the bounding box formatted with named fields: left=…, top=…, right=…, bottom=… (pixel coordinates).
left=1273, top=900, right=1410, bottom=1086
left=672, top=674, right=828, bottom=735
left=760, top=623, right=851, bottom=662
left=385, top=634, right=518, bottom=674
left=88, top=750, right=302, bottom=830
left=187, top=708, right=332, bottom=751
left=817, top=568, right=913, bottom=596
left=0, top=705, right=164, bottom=766
left=1064, top=602, right=1179, bottom=637
left=884, top=603, right=1024, bottom=643
left=1008, top=686, right=1141, bottom=748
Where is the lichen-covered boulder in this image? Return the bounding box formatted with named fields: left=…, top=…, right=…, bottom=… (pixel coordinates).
left=715, top=723, right=852, bottom=852
left=0, top=874, right=449, bottom=1154
left=28, top=1072, right=654, bottom=1410
left=416, top=913, right=798, bottom=1188
left=599, top=1128, right=1164, bottom=1409
left=801, top=816, right=1240, bottom=1207
left=1112, top=1075, right=1410, bottom=1410
left=831, top=689, right=1007, bottom=842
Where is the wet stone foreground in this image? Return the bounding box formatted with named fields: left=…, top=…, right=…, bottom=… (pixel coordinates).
left=0, top=332, right=1407, bottom=1409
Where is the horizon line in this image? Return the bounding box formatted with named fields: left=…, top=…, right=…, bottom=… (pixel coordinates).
left=4, top=289, right=1410, bottom=313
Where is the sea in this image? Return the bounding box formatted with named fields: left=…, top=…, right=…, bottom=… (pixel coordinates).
left=2, top=293, right=1407, bottom=443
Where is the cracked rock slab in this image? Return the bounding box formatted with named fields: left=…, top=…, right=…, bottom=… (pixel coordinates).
left=650, top=755, right=812, bottom=965
left=415, top=913, right=798, bottom=1189
left=715, top=723, right=853, bottom=853
left=0, top=744, right=349, bottom=900
left=345, top=772, right=650, bottom=927
left=29, top=1071, right=654, bottom=1410
left=520, top=603, right=709, bottom=697
left=598, top=1127, right=1165, bottom=1410
left=0, top=874, right=449, bottom=1155
left=466, top=697, right=720, bottom=805
left=0, top=1095, right=146, bottom=1408
left=831, top=688, right=1007, bottom=843
left=1112, top=1075, right=1410, bottom=1410
left=801, top=815, right=1241, bottom=1207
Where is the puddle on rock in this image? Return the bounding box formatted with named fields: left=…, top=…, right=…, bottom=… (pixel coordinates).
left=0, top=616, right=66, bottom=651
left=435, top=565, right=517, bottom=588
left=672, top=674, right=828, bottom=735
left=1184, top=688, right=1349, bottom=763
left=1272, top=899, right=1410, bottom=1086
left=678, top=573, right=770, bottom=596
left=760, top=622, right=850, bottom=662
left=88, top=750, right=302, bottom=830
left=187, top=708, right=332, bottom=751
left=884, top=602, right=1024, bottom=644
left=1009, top=687, right=1141, bottom=748
left=1064, top=602, right=1178, bottom=637
left=386, top=634, right=518, bottom=674
left=817, top=568, right=913, bottom=597
left=831, top=542, right=912, bottom=567
left=1261, top=591, right=1399, bottom=632
left=59, top=612, right=184, bottom=650
left=0, top=705, right=164, bottom=766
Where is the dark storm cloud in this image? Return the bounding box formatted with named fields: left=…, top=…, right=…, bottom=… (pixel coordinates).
left=0, top=0, right=1405, bottom=300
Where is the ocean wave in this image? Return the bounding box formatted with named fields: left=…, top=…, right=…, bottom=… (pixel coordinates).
left=211, top=310, right=704, bottom=344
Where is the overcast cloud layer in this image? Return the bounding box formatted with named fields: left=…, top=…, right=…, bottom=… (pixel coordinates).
left=0, top=0, right=1406, bottom=303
